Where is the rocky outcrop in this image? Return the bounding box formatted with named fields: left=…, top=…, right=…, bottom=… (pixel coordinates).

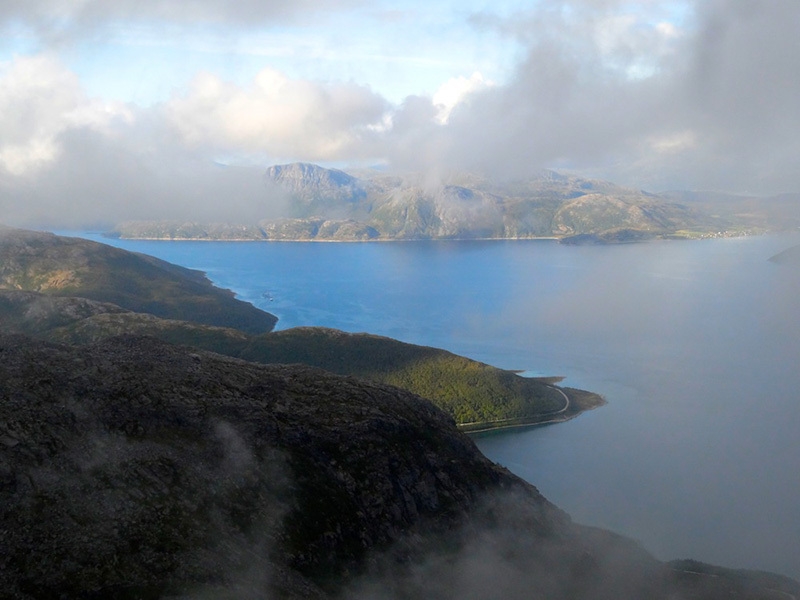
left=112, top=163, right=726, bottom=241
left=0, top=227, right=277, bottom=333
left=2, top=334, right=798, bottom=599
left=0, top=334, right=559, bottom=598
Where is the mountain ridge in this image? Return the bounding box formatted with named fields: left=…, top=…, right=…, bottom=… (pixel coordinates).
left=0, top=227, right=602, bottom=430
left=3, top=333, right=799, bottom=598
left=0, top=226, right=278, bottom=333
left=112, top=162, right=740, bottom=242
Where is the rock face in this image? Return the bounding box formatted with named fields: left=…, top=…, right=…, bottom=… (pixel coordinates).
left=0, top=226, right=277, bottom=333
left=0, top=334, right=558, bottom=598
left=113, top=163, right=726, bottom=241
left=2, top=334, right=799, bottom=599
left=265, top=163, right=369, bottom=218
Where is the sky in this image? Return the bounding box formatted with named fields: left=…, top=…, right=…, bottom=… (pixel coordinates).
left=1, top=0, right=799, bottom=227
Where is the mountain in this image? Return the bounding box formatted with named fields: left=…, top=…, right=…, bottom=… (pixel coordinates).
left=0, top=226, right=277, bottom=334
left=3, top=333, right=798, bottom=599
left=265, top=162, right=369, bottom=218
left=0, top=288, right=602, bottom=429
left=0, top=227, right=601, bottom=430
left=112, top=163, right=740, bottom=242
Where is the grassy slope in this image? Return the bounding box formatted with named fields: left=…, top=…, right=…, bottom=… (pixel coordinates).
left=0, top=227, right=277, bottom=333
left=0, top=227, right=602, bottom=428
left=1, top=291, right=602, bottom=428
left=238, top=328, right=579, bottom=425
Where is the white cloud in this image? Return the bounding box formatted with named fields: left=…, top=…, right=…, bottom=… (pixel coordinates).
left=3, top=0, right=800, bottom=229
left=0, top=54, right=130, bottom=175
left=164, top=68, right=388, bottom=161
left=432, top=72, right=492, bottom=124
left=0, top=0, right=360, bottom=30
left=650, top=130, right=696, bottom=154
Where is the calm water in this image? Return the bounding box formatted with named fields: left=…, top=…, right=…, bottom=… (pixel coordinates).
left=69, top=232, right=800, bottom=578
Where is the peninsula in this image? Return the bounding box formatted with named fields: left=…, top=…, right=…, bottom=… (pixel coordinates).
left=0, top=226, right=600, bottom=430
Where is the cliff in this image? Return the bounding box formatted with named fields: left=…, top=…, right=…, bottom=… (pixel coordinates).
left=111, top=163, right=731, bottom=242
left=3, top=334, right=798, bottom=599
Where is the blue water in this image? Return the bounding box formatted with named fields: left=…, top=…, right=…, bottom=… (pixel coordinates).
left=66, top=232, right=800, bottom=579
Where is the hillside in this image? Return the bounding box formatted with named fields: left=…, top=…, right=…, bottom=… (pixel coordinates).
left=0, top=226, right=277, bottom=334
left=0, top=228, right=601, bottom=429
left=0, top=288, right=601, bottom=429
left=3, top=333, right=798, bottom=599
left=111, top=163, right=737, bottom=242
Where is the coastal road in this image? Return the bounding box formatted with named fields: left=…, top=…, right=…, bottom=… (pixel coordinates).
left=546, top=385, right=570, bottom=415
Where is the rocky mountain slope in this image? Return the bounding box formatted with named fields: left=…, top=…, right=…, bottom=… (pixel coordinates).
left=112, top=163, right=736, bottom=242
left=3, top=334, right=799, bottom=599
left=0, top=287, right=600, bottom=429
left=0, top=228, right=601, bottom=429
left=0, top=226, right=277, bottom=333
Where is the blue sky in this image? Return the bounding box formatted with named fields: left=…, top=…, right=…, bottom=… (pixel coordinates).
left=6, top=0, right=537, bottom=104
left=1, top=1, right=799, bottom=227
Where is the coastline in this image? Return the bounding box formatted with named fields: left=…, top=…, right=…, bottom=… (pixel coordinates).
left=461, top=387, right=606, bottom=436
left=108, top=235, right=563, bottom=243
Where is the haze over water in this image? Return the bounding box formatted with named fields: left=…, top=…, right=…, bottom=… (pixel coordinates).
left=74, top=232, right=800, bottom=579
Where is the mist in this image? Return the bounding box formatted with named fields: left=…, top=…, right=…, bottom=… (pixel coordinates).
left=2, top=2, right=800, bottom=228
left=338, top=489, right=669, bottom=600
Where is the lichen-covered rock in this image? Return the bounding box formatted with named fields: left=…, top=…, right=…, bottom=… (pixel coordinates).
left=0, top=334, right=559, bottom=598
left=2, top=334, right=797, bottom=599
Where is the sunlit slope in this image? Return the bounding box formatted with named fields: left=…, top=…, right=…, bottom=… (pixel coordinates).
left=0, top=226, right=277, bottom=333
left=0, top=227, right=601, bottom=428
left=112, top=163, right=725, bottom=241
left=0, top=289, right=601, bottom=428
left=239, top=327, right=603, bottom=427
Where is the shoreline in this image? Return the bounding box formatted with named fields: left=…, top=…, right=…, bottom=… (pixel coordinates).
left=106, top=235, right=563, bottom=243
left=461, top=388, right=607, bottom=436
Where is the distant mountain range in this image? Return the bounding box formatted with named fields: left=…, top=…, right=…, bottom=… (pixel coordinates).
left=110, top=163, right=800, bottom=242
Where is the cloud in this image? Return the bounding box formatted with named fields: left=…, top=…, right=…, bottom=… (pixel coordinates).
left=385, top=0, right=800, bottom=194
left=3, top=1, right=800, bottom=230
left=0, top=56, right=385, bottom=228
left=0, top=0, right=360, bottom=32
left=432, top=72, right=492, bottom=124
left=0, top=54, right=131, bottom=176
left=164, top=68, right=388, bottom=161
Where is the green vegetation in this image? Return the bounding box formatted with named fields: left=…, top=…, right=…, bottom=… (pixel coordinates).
left=0, top=287, right=603, bottom=429
left=111, top=162, right=747, bottom=242
left=0, top=227, right=604, bottom=430
left=0, top=228, right=277, bottom=333
left=42, top=313, right=602, bottom=428
left=238, top=328, right=583, bottom=425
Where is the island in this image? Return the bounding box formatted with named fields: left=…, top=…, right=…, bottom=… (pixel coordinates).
left=107, top=163, right=798, bottom=244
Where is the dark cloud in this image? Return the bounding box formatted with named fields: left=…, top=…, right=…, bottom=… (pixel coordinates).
left=0, top=0, right=361, bottom=31
left=388, top=1, right=800, bottom=194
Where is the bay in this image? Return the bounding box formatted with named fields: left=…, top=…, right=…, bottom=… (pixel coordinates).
left=68, top=232, right=800, bottom=579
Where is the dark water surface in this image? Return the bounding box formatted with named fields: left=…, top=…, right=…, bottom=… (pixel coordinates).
left=70, top=232, right=800, bottom=578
